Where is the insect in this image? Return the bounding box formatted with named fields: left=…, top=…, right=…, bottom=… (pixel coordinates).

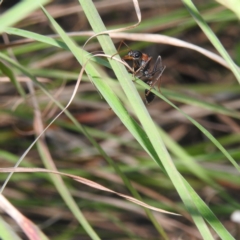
left=123, top=48, right=165, bottom=104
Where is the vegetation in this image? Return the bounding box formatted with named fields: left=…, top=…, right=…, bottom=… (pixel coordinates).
left=0, top=0, right=240, bottom=239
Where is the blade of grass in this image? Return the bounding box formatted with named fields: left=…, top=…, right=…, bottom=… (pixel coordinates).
left=0, top=0, right=51, bottom=34
left=0, top=61, right=25, bottom=98
left=215, top=0, right=240, bottom=19
left=0, top=45, right=236, bottom=239
left=183, top=179, right=235, bottom=239
left=182, top=0, right=240, bottom=83
left=157, top=127, right=217, bottom=187
left=39, top=6, right=170, bottom=238
left=0, top=167, right=180, bottom=216
left=1, top=1, right=238, bottom=238
left=79, top=1, right=236, bottom=239
left=1, top=4, right=235, bottom=238
left=0, top=50, right=166, bottom=239
left=164, top=89, right=240, bottom=120
left=5, top=28, right=231, bottom=70
left=5, top=28, right=240, bottom=122
left=0, top=216, right=22, bottom=240
left=78, top=0, right=215, bottom=239
left=138, top=80, right=240, bottom=173
left=0, top=52, right=162, bottom=188
left=0, top=59, right=102, bottom=240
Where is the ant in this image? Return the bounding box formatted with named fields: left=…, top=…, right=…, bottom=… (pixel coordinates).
left=115, top=41, right=166, bottom=104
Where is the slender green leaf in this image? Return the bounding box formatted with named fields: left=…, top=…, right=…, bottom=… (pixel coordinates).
left=0, top=0, right=51, bottom=33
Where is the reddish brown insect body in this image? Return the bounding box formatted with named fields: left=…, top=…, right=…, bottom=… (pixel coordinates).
left=123, top=50, right=165, bottom=104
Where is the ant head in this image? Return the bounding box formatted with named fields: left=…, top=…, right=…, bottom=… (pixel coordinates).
left=129, top=50, right=142, bottom=60
left=124, top=50, right=142, bottom=60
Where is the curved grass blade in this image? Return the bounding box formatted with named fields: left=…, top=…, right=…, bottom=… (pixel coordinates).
left=182, top=0, right=240, bottom=83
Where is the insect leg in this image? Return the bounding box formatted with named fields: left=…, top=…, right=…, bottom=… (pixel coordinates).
left=145, top=78, right=157, bottom=103
left=111, top=40, right=131, bottom=59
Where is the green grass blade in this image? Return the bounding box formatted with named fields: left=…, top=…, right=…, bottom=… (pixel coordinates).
left=2, top=2, right=235, bottom=238
left=0, top=0, right=51, bottom=33
left=182, top=0, right=240, bottom=83
left=184, top=179, right=235, bottom=239
left=158, top=127, right=216, bottom=186
left=216, top=0, right=240, bottom=19
left=39, top=6, right=170, bottom=237
left=0, top=61, right=25, bottom=98
left=0, top=216, right=22, bottom=240
left=78, top=0, right=216, bottom=239
left=145, top=83, right=240, bottom=173
left=0, top=55, right=103, bottom=240
left=5, top=27, right=69, bottom=50
left=165, top=89, right=240, bottom=120
left=0, top=50, right=164, bottom=240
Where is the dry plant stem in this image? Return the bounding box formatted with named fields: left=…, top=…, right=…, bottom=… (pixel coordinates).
left=0, top=194, right=48, bottom=240
left=80, top=1, right=214, bottom=239
left=109, top=32, right=229, bottom=68
left=42, top=81, right=67, bottom=119
left=0, top=68, right=83, bottom=193
left=0, top=76, right=49, bottom=83
left=27, top=74, right=102, bottom=240
left=91, top=169, right=190, bottom=219
left=2, top=31, right=233, bottom=71
left=0, top=54, right=128, bottom=194
left=0, top=167, right=180, bottom=216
